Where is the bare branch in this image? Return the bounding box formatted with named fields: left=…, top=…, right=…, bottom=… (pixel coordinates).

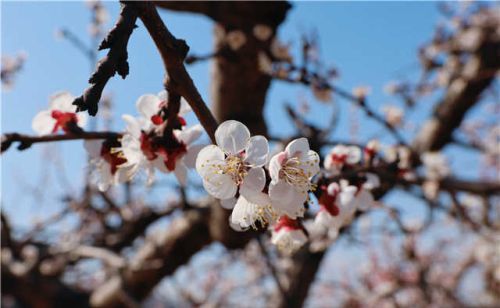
left=90, top=209, right=212, bottom=307
left=413, top=26, right=500, bottom=152
left=1, top=131, right=122, bottom=153
left=73, top=2, right=138, bottom=116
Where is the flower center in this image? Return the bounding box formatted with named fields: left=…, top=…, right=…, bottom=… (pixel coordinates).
left=157, top=142, right=187, bottom=171
left=140, top=132, right=158, bottom=161
left=221, top=154, right=247, bottom=185
left=318, top=188, right=339, bottom=217
left=279, top=157, right=315, bottom=193
left=274, top=216, right=302, bottom=232
left=101, top=143, right=127, bottom=175
left=140, top=131, right=187, bottom=171
left=51, top=110, right=79, bottom=133
left=244, top=204, right=278, bottom=230
left=331, top=153, right=347, bottom=165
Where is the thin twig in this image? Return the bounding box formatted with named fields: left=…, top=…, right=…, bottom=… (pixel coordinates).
left=1, top=131, right=122, bottom=153
left=73, top=2, right=138, bottom=116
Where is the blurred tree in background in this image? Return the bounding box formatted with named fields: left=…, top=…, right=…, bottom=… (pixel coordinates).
left=1, top=1, right=499, bottom=307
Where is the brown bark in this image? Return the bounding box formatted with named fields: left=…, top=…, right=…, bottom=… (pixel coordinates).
left=2, top=267, right=89, bottom=308
left=278, top=250, right=326, bottom=308
left=155, top=1, right=291, bottom=29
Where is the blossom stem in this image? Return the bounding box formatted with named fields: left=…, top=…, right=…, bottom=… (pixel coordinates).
left=1, top=131, right=122, bottom=153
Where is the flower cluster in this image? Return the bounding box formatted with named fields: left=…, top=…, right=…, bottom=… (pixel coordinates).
left=31, top=90, right=203, bottom=191
left=195, top=120, right=320, bottom=253
left=307, top=143, right=382, bottom=248
left=118, top=92, right=203, bottom=186
left=32, top=91, right=87, bottom=135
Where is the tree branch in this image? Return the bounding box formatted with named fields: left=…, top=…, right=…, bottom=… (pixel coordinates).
left=413, top=26, right=500, bottom=152
left=131, top=1, right=218, bottom=143
left=90, top=209, right=212, bottom=307
left=73, top=2, right=138, bottom=116
left=1, top=131, right=122, bottom=153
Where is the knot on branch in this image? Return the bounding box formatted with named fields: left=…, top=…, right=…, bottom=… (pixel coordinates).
left=73, top=2, right=138, bottom=116
left=173, top=38, right=189, bottom=60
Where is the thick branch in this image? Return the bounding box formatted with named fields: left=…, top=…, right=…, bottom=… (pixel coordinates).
left=413, top=29, right=500, bottom=152
left=278, top=250, right=325, bottom=308
left=2, top=255, right=89, bottom=307
left=93, top=207, right=176, bottom=252
left=155, top=1, right=291, bottom=29
left=90, top=209, right=212, bottom=307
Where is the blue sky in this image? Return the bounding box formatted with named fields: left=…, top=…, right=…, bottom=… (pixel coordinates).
left=1, top=1, right=480, bottom=229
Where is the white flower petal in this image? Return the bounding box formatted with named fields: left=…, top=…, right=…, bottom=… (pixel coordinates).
left=76, top=113, right=88, bottom=129
left=339, top=188, right=358, bottom=225
left=155, top=90, right=191, bottom=115
left=136, top=94, right=161, bottom=120
left=339, top=186, right=357, bottom=207
left=122, top=114, right=142, bottom=139
left=244, top=135, right=269, bottom=167
left=179, top=99, right=192, bottom=115
left=96, top=164, right=112, bottom=192
left=363, top=173, right=380, bottom=190
left=195, top=145, right=225, bottom=177
left=239, top=167, right=266, bottom=201
left=176, top=124, right=202, bottom=145
left=215, top=120, right=250, bottom=155
left=323, top=153, right=334, bottom=171
left=32, top=111, right=56, bottom=135
left=157, top=90, right=167, bottom=101
left=328, top=227, right=340, bottom=240
left=145, top=164, right=156, bottom=186
left=152, top=156, right=168, bottom=173
left=346, top=146, right=362, bottom=164
left=269, top=181, right=306, bottom=218
left=315, top=211, right=343, bottom=230
left=327, top=183, right=340, bottom=196
left=84, top=140, right=103, bottom=159
left=271, top=229, right=307, bottom=254
left=120, top=133, right=143, bottom=165
left=115, top=165, right=133, bottom=183
left=184, top=144, right=205, bottom=169
left=49, top=91, right=75, bottom=112
left=229, top=214, right=246, bottom=232
left=299, top=150, right=320, bottom=178
left=202, top=173, right=237, bottom=200
left=174, top=163, right=188, bottom=186
left=221, top=197, right=237, bottom=210
left=230, top=196, right=256, bottom=230
left=285, top=137, right=310, bottom=159
left=268, top=151, right=286, bottom=182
